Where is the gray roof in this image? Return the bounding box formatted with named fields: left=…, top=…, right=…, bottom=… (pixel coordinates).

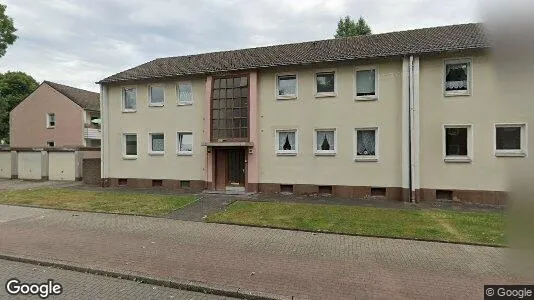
left=99, top=23, right=490, bottom=84
left=44, top=81, right=100, bottom=111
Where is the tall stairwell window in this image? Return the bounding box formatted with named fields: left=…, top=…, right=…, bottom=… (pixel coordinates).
left=211, top=76, right=249, bottom=141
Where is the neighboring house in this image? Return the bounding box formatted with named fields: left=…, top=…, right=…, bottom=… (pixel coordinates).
left=97, top=23, right=530, bottom=205
left=10, top=81, right=101, bottom=148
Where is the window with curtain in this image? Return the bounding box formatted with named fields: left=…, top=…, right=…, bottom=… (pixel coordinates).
left=445, top=60, right=470, bottom=94
left=277, top=130, right=297, bottom=154
left=178, top=132, right=193, bottom=154
left=277, top=75, right=297, bottom=97
left=356, top=69, right=376, bottom=97
left=124, top=134, right=137, bottom=156
left=316, top=72, right=335, bottom=94
left=150, top=133, right=165, bottom=153
left=356, top=129, right=376, bottom=156
left=149, top=86, right=165, bottom=105
left=315, top=130, right=335, bottom=154
left=123, top=88, right=136, bottom=110
left=178, top=82, right=193, bottom=105
left=445, top=127, right=468, bottom=156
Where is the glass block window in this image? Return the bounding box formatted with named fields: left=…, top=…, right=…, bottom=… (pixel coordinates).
left=124, top=134, right=137, bottom=156
left=316, top=72, right=335, bottom=94
left=123, top=87, right=136, bottom=110
left=150, top=133, right=165, bottom=154
left=315, top=130, right=336, bottom=154
left=277, top=74, right=297, bottom=98
left=356, top=68, right=376, bottom=98
left=445, top=127, right=468, bottom=156
left=149, top=86, right=165, bottom=105
left=445, top=60, right=471, bottom=95
left=276, top=130, right=297, bottom=155
left=178, top=132, right=193, bottom=154
left=178, top=82, right=193, bottom=105
left=211, top=76, right=249, bottom=141
left=356, top=129, right=377, bottom=157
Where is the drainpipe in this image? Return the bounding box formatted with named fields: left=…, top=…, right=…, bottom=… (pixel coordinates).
left=408, top=55, right=415, bottom=203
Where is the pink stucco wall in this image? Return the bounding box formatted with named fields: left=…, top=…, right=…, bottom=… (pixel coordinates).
left=10, top=83, right=84, bottom=147
left=248, top=71, right=259, bottom=185
left=204, top=76, right=214, bottom=187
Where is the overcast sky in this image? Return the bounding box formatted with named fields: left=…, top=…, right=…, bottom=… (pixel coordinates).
left=0, top=0, right=481, bottom=92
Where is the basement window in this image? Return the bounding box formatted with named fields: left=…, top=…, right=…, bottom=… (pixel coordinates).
left=118, top=178, right=128, bottom=186
left=436, top=190, right=453, bottom=201
left=280, top=184, right=294, bottom=193
left=152, top=179, right=163, bottom=187
left=318, top=185, right=332, bottom=195
left=46, top=141, right=55, bottom=147
left=180, top=180, right=191, bottom=188
left=371, top=187, right=387, bottom=197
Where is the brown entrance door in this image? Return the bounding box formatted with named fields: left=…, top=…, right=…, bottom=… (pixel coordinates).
left=227, top=148, right=245, bottom=186
left=215, top=149, right=228, bottom=190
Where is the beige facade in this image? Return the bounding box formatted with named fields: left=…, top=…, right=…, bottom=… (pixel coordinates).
left=104, top=78, right=206, bottom=181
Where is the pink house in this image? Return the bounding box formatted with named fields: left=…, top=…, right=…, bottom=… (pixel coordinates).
left=10, top=81, right=100, bottom=148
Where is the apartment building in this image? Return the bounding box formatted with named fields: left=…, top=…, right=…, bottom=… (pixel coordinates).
left=98, top=23, right=530, bottom=204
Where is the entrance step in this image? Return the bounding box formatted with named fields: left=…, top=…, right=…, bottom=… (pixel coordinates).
left=202, top=189, right=251, bottom=195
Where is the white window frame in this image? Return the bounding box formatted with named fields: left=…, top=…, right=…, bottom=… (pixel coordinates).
left=275, top=129, right=298, bottom=156
left=354, top=65, right=378, bottom=101
left=354, top=127, right=379, bottom=162
left=122, top=133, right=138, bottom=160
left=177, top=132, right=193, bottom=156
left=494, top=123, right=527, bottom=157
left=148, top=132, right=165, bottom=156
left=122, top=86, right=137, bottom=112
left=443, top=124, right=473, bottom=163
left=314, top=69, right=337, bottom=98
left=148, top=85, right=165, bottom=107
left=177, top=81, right=193, bottom=106
left=46, top=113, right=55, bottom=128
left=276, top=72, right=298, bottom=100
left=443, top=58, right=472, bottom=97
left=313, top=128, right=337, bottom=156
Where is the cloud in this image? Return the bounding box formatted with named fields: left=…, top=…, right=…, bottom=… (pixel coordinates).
left=0, top=0, right=480, bottom=92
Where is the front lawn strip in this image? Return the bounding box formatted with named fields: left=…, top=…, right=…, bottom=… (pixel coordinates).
left=206, top=201, right=505, bottom=246
left=0, top=188, right=197, bottom=217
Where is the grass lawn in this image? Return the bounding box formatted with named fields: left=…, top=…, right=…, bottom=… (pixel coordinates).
left=0, top=188, right=196, bottom=216
left=206, top=201, right=506, bottom=246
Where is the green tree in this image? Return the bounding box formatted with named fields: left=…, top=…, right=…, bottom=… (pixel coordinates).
left=0, top=4, right=17, bottom=58
left=0, top=72, right=39, bottom=143
left=334, top=16, right=371, bottom=38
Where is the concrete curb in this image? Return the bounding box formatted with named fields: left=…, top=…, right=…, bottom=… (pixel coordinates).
left=0, top=253, right=289, bottom=300
left=206, top=220, right=507, bottom=248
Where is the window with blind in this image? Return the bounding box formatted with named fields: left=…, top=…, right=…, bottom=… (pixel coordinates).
left=211, top=76, right=249, bottom=141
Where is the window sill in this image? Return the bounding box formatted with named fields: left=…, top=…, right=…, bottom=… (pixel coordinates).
left=444, top=156, right=472, bottom=163
left=149, top=103, right=164, bottom=107
left=148, top=152, right=165, bottom=156
left=276, top=151, right=297, bottom=156
left=178, top=102, right=193, bottom=106
left=122, top=155, right=137, bottom=160
left=314, top=152, right=336, bottom=156
left=354, top=156, right=378, bottom=162
left=277, top=95, right=297, bottom=100
left=122, top=109, right=137, bottom=113
left=177, top=152, right=193, bottom=156
left=315, top=92, right=336, bottom=98
left=495, top=151, right=526, bottom=157
left=444, top=91, right=470, bottom=97
left=46, top=126, right=55, bottom=129
left=355, top=96, right=378, bottom=101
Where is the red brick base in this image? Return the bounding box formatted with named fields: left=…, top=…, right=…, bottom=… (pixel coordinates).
left=105, top=178, right=206, bottom=192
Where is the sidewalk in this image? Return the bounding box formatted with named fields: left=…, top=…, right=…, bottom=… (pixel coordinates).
left=0, top=204, right=526, bottom=299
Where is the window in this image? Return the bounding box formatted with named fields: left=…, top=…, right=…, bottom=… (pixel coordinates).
left=177, top=132, right=193, bottom=155
left=444, top=59, right=471, bottom=96
left=47, top=113, right=55, bottom=128
left=123, top=134, right=137, bottom=158
left=276, top=130, right=297, bottom=155
left=149, top=133, right=165, bottom=155
left=46, top=141, right=55, bottom=147
left=495, top=124, right=527, bottom=156
left=444, top=125, right=472, bottom=162
left=355, top=67, right=377, bottom=100
left=123, top=87, right=136, bottom=111
left=355, top=128, right=378, bottom=161
left=149, top=85, right=165, bottom=106
left=211, top=76, right=249, bottom=141
left=315, top=72, right=335, bottom=96
left=314, top=129, right=336, bottom=155
left=276, top=74, right=297, bottom=99
left=177, top=82, right=193, bottom=105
